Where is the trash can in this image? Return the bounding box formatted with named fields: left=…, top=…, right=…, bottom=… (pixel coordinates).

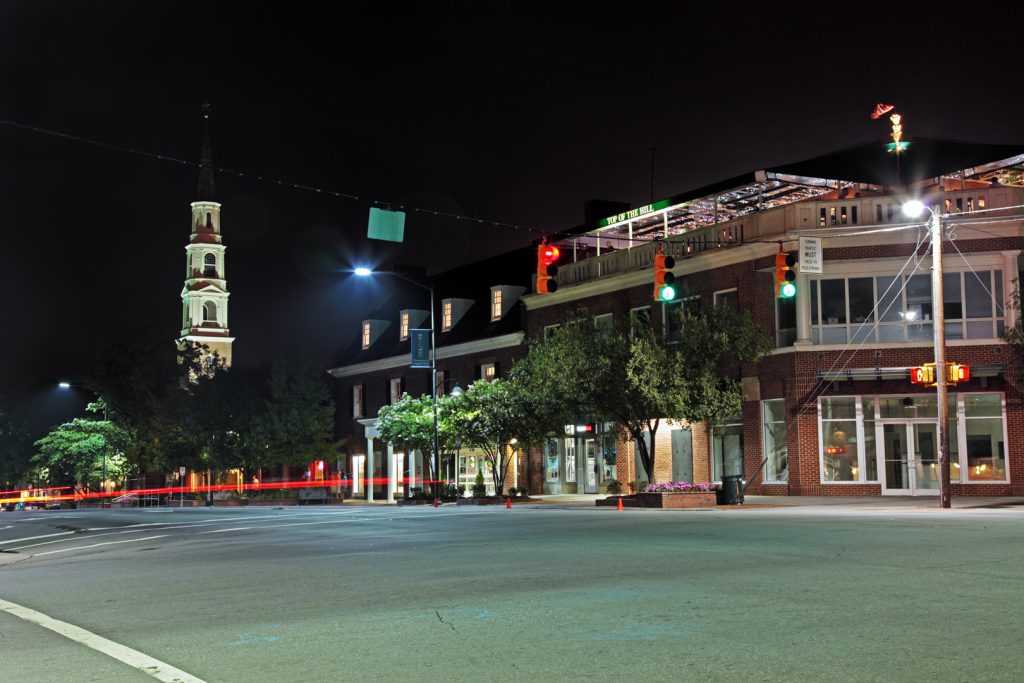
left=718, top=475, right=745, bottom=505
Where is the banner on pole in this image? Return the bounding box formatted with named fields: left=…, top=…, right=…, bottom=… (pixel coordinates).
left=410, top=329, right=430, bottom=368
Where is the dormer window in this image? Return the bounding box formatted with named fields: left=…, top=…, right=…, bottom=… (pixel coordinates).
left=362, top=321, right=371, bottom=349
left=442, top=301, right=453, bottom=331
left=400, top=311, right=410, bottom=341
left=489, top=285, right=526, bottom=321
left=491, top=289, right=502, bottom=321
left=440, top=298, right=474, bottom=332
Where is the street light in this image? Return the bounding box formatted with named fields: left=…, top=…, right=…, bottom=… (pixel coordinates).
left=353, top=267, right=441, bottom=497
left=901, top=200, right=951, bottom=509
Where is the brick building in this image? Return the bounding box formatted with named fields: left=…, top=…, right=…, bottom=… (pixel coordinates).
left=526, top=139, right=1024, bottom=498
left=331, top=138, right=1024, bottom=500
left=328, top=250, right=535, bottom=500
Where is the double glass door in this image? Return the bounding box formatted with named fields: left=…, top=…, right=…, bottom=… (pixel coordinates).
left=880, top=421, right=940, bottom=495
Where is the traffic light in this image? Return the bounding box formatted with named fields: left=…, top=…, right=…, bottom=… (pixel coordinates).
left=536, top=240, right=559, bottom=294
left=654, top=247, right=676, bottom=302
left=775, top=251, right=796, bottom=298
left=909, top=365, right=935, bottom=385
left=948, top=363, right=970, bottom=385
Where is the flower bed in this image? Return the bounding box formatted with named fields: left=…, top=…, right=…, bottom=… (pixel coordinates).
left=598, top=482, right=720, bottom=509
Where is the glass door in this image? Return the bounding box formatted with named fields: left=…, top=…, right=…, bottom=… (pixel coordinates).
left=880, top=421, right=941, bottom=495
left=583, top=439, right=598, bottom=493
left=881, top=423, right=910, bottom=494
left=912, top=423, right=941, bottom=494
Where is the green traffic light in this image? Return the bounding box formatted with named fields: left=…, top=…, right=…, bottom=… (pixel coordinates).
left=781, top=282, right=797, bottom=298
left=660, top=284, right=677, bottom=301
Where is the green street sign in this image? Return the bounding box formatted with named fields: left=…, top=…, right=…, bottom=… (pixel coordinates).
left=368, top=207, right=406, bottom=243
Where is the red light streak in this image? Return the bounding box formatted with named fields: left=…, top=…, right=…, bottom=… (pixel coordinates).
left=1, top=477, right=447, bottom=505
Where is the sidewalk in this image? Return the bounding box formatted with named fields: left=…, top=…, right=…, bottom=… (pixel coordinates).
left=525, top=493, right=1024, bottom=510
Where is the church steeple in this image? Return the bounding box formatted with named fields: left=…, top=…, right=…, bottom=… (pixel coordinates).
left=179, top=103, right=234, bottom=367
left=197, top=103, right=216, bottom=201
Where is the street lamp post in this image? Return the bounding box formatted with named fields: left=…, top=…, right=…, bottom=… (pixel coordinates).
left=354, top=268, right=440, bottom=496
left=903, top=200, right=951, bottom=508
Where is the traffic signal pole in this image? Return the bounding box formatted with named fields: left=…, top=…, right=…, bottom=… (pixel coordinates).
left=931, top=209, right=951, bottom=508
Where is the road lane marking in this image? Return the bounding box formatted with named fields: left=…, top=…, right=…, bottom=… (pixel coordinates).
left=0, top=596, right=206, bottom=682
left=0, top=531, right=75, bottom=546
left=33, top=535, right=169, bottom=556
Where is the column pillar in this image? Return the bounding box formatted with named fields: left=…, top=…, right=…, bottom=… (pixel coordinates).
left=387, top=442, right=395, bottom=503
left=366, top=436, right=375, bottom=502
left=795, top=270, right=812, bottom=345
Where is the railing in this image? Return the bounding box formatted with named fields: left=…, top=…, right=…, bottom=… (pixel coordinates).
left=555, top=186, right=1023, bottom=289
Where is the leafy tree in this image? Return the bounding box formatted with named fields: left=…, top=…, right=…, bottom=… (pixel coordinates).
left=31, top=402, right=130, bottom=489
left=1004, top=281, right=1024, bottom=384
left=376, top=392, right=457, bottom=493
left=514, top=305, right=771, bottom=482
left=446, top=379, right=531, bottom=496
left=0, top=409, right=34, bottom=487
left=262, top=353, right=337, bottom=469
left=91, top=328, right=209, bottom=476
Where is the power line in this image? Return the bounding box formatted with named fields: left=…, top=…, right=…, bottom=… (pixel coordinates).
left=0, top=118, right=545, bottom=236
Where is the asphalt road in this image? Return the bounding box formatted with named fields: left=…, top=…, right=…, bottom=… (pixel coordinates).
left=2, top=503, right=1024, bottom=682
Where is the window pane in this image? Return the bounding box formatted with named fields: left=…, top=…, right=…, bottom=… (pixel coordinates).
left=762, top=400, right=787, bottom=482
left=905, top=274, right=932, bottom=323
left=907, top=322, right=933, bottom=341
left=965, top=393, right=1002, bottom=417
left=995, top=271, right=1004, bottom=317
left=823, top=419, right=858, bottom=481
left=943, top=272, right=962, bottom=319
left=966, top=321, right=994, bottom=339
left=965, top=418, right=1006, bottom=481
left=820, top=279, right=846, bottom=324
left=863, top=399, right=877, bottom=481
left=821, top=397, right=856, bottom=420
left=849, top=278, right=874, bottom=323
left=965, top=271, right=992, bottom=318
left=713, top=425, right=743, bottom=479
left=878, top=324, right=904, bottom=342
left=821, top=327, right=848, bottom=344
left=877, top=276, right=902, bottom=322
left=945, top=321, right=964, bottom=340
left=811, top=280, right=819, bottom=325
left=715, top=290, right=739, bottom=310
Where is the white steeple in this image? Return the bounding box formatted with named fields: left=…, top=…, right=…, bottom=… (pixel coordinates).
left=180, top=104, right=234, bottom=366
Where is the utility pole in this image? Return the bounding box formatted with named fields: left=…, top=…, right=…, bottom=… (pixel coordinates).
left=930, top=208, right=951, bottom=508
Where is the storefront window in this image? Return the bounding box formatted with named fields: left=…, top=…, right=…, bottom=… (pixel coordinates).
left=821, top=397, right=859, bottom=481
left=546, top=440, right=559, bottom=482
left=863, top=398, right=878, bottom=481
left=964, top=394, right=1005, bottom=481
left=712, top=415, right=743, bottom=480
left=602, top=434, right=617, bottom=481
left=762, top=399, right=787, bottom=482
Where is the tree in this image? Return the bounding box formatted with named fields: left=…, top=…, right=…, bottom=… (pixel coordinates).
left=376, top=393, right=457, bottom=494
left=514, top=305, right=771, bottom=482
left=1004, top=281, right=1024, bottom=384
left=446, top=379, right=534, bottom=496
left=91, top=328, right=209, bottom=476
left=0, top=409, right=34, bottom=487
left=31, top=402, right=130, bottom=489
left=262, top=353, right=337, bottom=469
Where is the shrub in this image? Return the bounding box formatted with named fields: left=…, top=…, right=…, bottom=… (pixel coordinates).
left=605, top=479, right=622, bottom=495
left=642, top=481, right=720, bottom=493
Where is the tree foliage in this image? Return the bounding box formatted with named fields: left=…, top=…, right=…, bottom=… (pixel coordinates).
left=261, top=353, right=338, bottom=467
left=376, top=392, right=458, bottom=492
left=31, top=402, right=130, bottom=488
left=514, top=305, right=772, bottom=481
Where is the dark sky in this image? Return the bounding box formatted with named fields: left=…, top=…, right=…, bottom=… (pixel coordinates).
left=3, top=1, right=1024, bottom=402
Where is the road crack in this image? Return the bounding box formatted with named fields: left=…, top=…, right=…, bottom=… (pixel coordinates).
left=435, top=610, right=457, bottom=632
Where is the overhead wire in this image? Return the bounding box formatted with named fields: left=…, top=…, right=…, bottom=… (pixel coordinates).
left=0, top=118, right=546, bottom=237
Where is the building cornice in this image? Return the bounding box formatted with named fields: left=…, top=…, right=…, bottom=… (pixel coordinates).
left=328, top=332, right=525, bottom=379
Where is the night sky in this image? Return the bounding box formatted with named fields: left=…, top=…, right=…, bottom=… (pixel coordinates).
left=3, top=1, right=1024, bottom=413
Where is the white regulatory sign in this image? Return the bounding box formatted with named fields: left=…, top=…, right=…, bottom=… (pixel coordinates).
left=179, top=466, right=186, bottom=477
left=799, top=236, right=822, bottom=274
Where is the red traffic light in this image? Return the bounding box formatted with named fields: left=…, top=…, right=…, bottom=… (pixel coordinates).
left=909, top=366, right=935, bottom=385
left=536, top=241, right=560, bottom=294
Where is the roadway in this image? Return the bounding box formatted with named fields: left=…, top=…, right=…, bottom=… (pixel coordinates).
left=2, top=502, right=1024, bottom=681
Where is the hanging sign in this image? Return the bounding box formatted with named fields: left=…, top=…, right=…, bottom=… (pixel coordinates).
left=799, top=236, right=822, bottom=274
left=410, top=329, right=431, bottom=368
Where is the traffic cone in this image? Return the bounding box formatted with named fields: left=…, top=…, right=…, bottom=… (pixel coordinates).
left=506, top=497, right=512, bottom=509
left=433, top=498, right=439, bottom=508
left=617, top=497, right=623, bottom=511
